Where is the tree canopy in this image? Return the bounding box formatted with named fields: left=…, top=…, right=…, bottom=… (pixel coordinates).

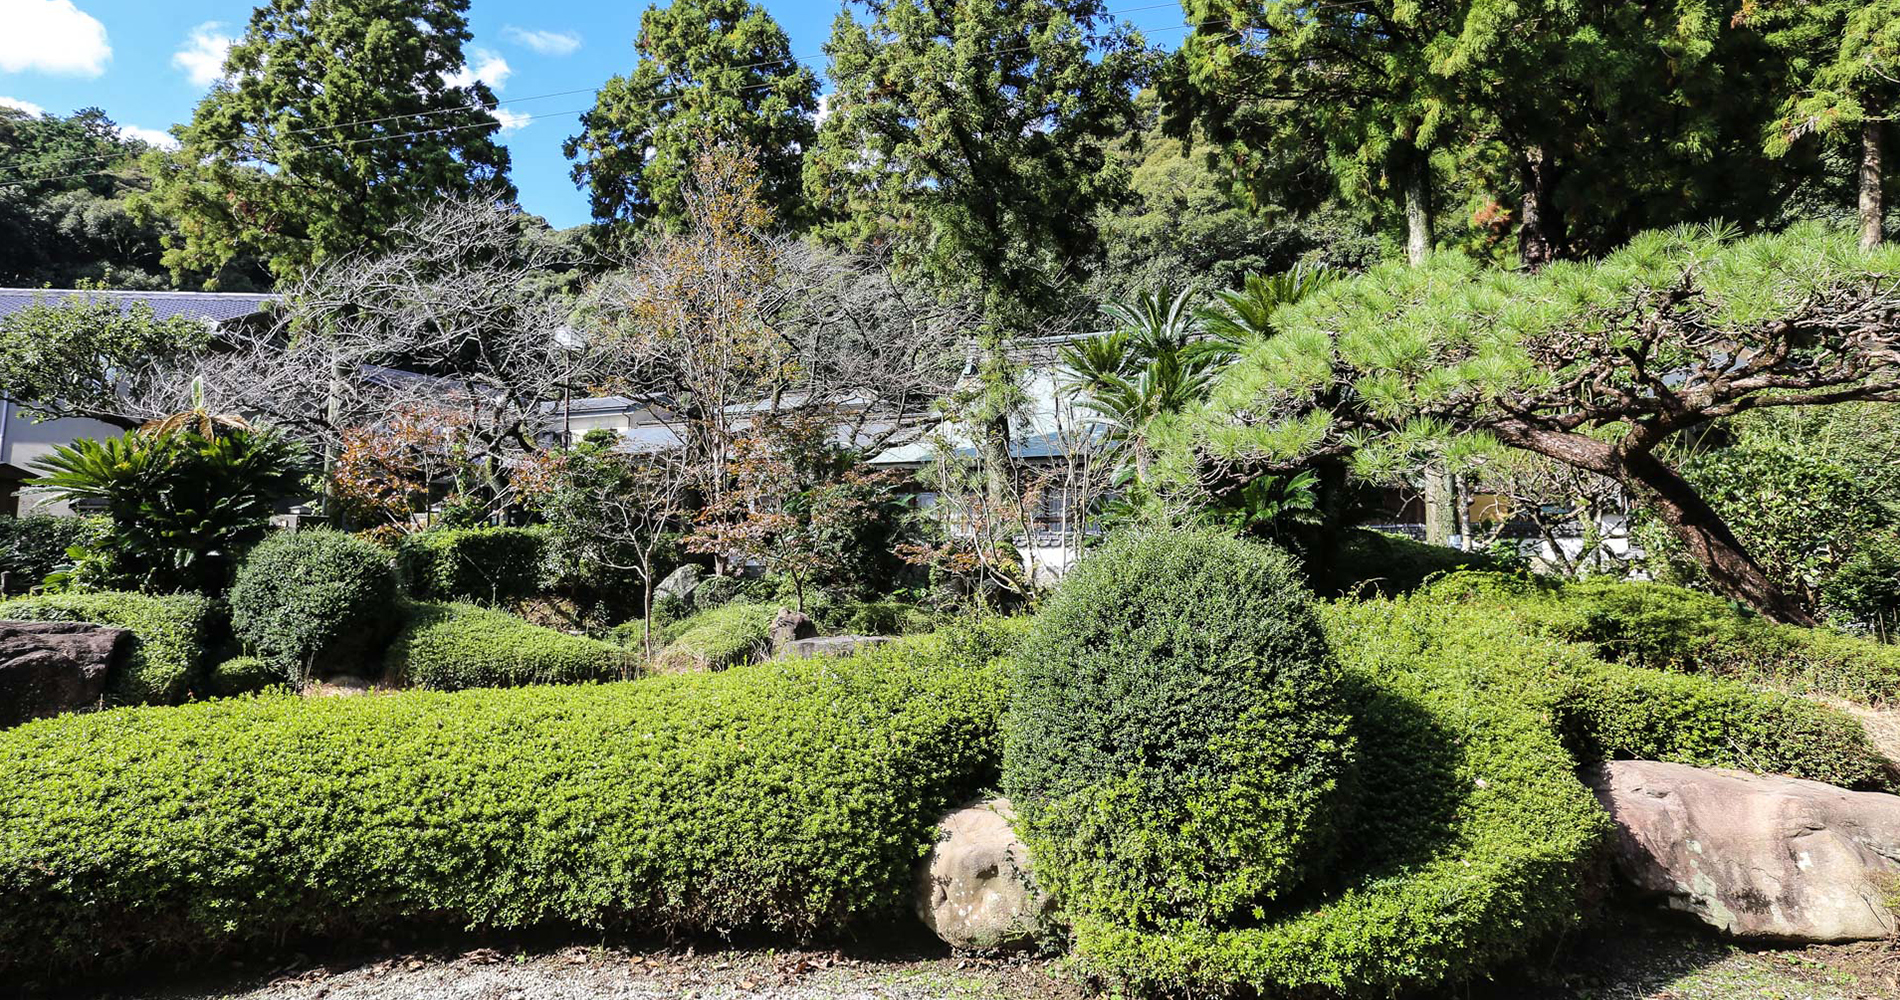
left=566, top=0, right=819, bottom=231
left=1160, top=223, right=1900, bottom=622
left=143, top=0, right=514, bottom=284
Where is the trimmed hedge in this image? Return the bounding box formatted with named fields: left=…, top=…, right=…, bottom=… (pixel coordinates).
left=396, top=527, right=548, bottom=603
left=1056, top=589, right=1893, bottom=998
left=0, top=592, right=212, bottom=705
left=652, top=602, right=776, bottom=672
left=0, top=515, right=102, bottom=595
left=230, top=530, right=400, bottom=679
left=0, top=633, right=1008, bottom=978
left=1006, top=531, right=1355, bottom=929
left=1320, top=528, right=1496, bottom=598
left=204, top=656, right=286, bottom=698
left=385, top=602, right=634, bottom=690
left=1421, top=572, right=1900, bottom=706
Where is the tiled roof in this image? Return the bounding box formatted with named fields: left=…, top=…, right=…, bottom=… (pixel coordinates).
left=0, top=288, right=280, bottom=325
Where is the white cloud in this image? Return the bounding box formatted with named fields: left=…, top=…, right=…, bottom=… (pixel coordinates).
left=501, top=26, right=581, bottom=57
left=118, top=124, right=179, bottom=150
left=171, top=22, right=234, bottom=88
left=0, top=0, right=112, bottom=77
left=445, top=47, right=511, bottom=91
left=492, top=107, right=533, bottom=133
left=0, top=95, right=45, bottom=116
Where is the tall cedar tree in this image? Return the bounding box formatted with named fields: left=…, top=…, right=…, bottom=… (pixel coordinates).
left=566, top=0, right=819, bottom=231
left=1169, top=1, right=1811, bottom=268
left=1751, top=0, right=1900, bottom=251
left=143, top=0, right=513, bottom=284
left=807, top=0, right=1149, bottom=500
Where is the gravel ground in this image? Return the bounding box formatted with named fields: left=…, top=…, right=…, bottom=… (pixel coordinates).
left=32, top=916, right=1897, bottom=1000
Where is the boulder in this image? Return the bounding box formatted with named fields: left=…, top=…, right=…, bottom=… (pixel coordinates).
left=0, top=620, right=129, bottom=728
left=914, top=798, right=1056, bottom=952
left=1585, top=760, right=1900, bottom=942
left=779, top=635, right=895, bottom=660
left=768, top=608, right=817, bottom=651
left=653, top=564, right=704, bottom=604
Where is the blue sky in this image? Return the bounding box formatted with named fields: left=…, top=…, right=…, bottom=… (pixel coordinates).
left=0, top=0, right=1192, bottom=229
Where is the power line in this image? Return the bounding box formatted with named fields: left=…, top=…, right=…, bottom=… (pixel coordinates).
left=0, top=10, right=1224, bottom=190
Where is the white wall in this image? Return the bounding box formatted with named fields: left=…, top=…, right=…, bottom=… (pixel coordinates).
left=0, top=398, right=124, bottom=515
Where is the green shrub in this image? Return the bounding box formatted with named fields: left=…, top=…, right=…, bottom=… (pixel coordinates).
left=1005, top=530, right=1355, bottom=929
left=204, top=656, right=287, bottom=697
left=229, top=530, right=400, bottom=679
left=0, top=592, right=212, bottom=705
left=652, top=602, right=776, bottom=672
left=689, top=574, right=742, bottom=610
left=396, top=527, right=548, bottom=603
left=1320, top=528, right=1495, bottom=598
left=839, top=600, right=936, bottom=636
left=0, top=633, right=1008, bottom=978
left=1422, top=572, right=1900, bottom=706
left=385, top=603, right=634, bottom=690
left=0, top=515, right=102, bottom=595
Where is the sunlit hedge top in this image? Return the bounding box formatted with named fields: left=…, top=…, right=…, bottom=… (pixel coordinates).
left=1157, top=224, right=1900, bottom=481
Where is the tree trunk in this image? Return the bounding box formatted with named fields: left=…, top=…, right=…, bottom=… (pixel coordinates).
left=322, top=350, right=350, bottom=526
left=1422, top=465, right=1456, bottom=546
left=1861, top=121, right=1885, bottom=253
left=1402, top=145, right=1434, bottom=267
left=1494, top=424, right=1814, bottom=625
left=1518, top=144, right=1563, bottom=270
left=1614, top=451, right=1815, bottom=625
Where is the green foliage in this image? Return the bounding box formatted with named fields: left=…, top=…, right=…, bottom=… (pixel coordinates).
left=204, top=656, right=287, bottom=698
left=1004, top=530, right=1354, bottom=929
left=1822, top=534, right=1900, bottom=637
left=0, top=591, right=212, bottom=706
left=396, top=527, right=548, bottom=604
left=385, top=602, right=633, bottom=691
left=807, top=0, right=1148, bottom=326
left=229, top=530, right=400, bottom=680
left=0, top=298, right=213, bottom=424
left=1320, top=528, right=1497, bottom=598
left=0, top=634, right=1007, bottom=979
left=1643, top=443, right=1884, bottom=611
left=652, top=601, right=776, bottom=672
left=0, top=515, right=102, bottom=596
left=690, top=574, right=742, bottom=611
left=143, top=0, right=512, bottom=281
left=29, top=426, right=309, bottom=595
left=565, top=0, right=818, bottom=229
left=1421, top=572, right=1900, bottom=707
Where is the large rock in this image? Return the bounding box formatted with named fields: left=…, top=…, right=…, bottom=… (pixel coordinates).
left=768, top=608, right=817, bottom=651
left=653, top=564, right=704, bottom=603
left=779, top=635, right=895, bottom=660
left=0, top=620, right=130, bottom=728
left=1586, top=760, right=1900, bottom=942
left=915, top=798, right=1056, bottom=952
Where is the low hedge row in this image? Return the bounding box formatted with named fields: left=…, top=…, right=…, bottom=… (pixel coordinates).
left=1421, top=572, right=1900, bottom=706
left=0, top=591, right=213, bottom=705
left=385, top=602, right=633, bottom=690
left=396, top=527, right=548, bottom=604
left=0, top=632, right=1007, bottom=978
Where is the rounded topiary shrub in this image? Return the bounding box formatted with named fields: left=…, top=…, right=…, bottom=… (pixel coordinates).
left=1003, top=529, right=1355, bottom=929
left=690, top=574, right=742, bottom=611
left=205, top=655, right=288, bottom=697
left=229, top=530, right=400, bottom=680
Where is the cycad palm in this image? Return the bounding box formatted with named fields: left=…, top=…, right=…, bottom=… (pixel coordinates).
left=1062, top=284, right=1214, bottom=483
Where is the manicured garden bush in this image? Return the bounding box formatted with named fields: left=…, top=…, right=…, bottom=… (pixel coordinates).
left=0, top=591, right=212, bottom=705
left=1054, top=581, right=1893, bottom=998
left=689, top=574, right=742, bottom=610
left=1005, top=530, right=1355, bottom=929
left=0, top=633, right=1008, bottom=978
left=651, top=602, right=776, bottom=672
left=1422, top=571, right=1900, bottom=706
left=385, top=602, right=633, bottom=690
left=230, top=530, right=400, bottom=679
left=0, top=514, right=102, bottom=595
left=1319, top=527, right=1496, bottom=597
left=204, top=656, right=286, bottom=697
left=395, top=527, right=548, bottom=603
